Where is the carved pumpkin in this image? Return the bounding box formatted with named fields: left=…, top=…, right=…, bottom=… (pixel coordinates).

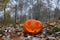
left=24, top=19, right=43, bottom=34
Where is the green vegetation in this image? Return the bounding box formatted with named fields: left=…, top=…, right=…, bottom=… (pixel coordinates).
left=48, top=27, right=60, bottom=34
left=4, top=11, right=11, bottom=25
left=0, top=0, right=10, bottom=10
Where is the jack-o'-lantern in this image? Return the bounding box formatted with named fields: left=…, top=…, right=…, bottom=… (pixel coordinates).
left=24, top=19, right=43, bottom=34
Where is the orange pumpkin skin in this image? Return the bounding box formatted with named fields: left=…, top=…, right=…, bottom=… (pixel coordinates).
left=24, top=19, right=43, bottom=34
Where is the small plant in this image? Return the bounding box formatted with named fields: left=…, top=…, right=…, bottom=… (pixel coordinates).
left=47, top=27, right=60, bottom=34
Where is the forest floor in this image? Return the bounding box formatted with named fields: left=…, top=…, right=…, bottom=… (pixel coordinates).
left=0, top=20, right=60, bottom=40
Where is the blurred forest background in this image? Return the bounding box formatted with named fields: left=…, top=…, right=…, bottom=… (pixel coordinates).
left=0, top=0, right=60, bottom=25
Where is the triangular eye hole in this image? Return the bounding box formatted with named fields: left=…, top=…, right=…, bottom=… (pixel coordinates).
left=35, top=22, right=40, bottom=27
left=27, top=21, right=31, bottom=26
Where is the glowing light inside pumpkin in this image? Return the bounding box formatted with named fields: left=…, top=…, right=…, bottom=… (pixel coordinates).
left=24, top=19, right=43, bottom=34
